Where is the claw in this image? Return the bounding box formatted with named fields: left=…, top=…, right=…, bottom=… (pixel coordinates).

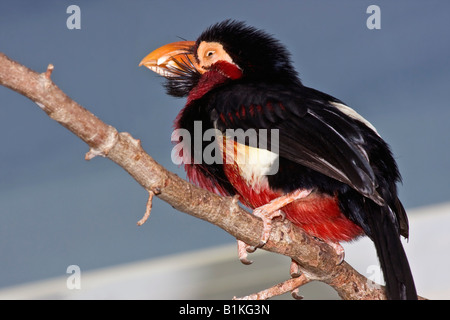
left=236, top=189, right=312, bottom=268
left=290, top=259, right=302, bottom=278
left=250, top=189, right=312, bottom=252
left=237, top=240, right=253, bottom=265
left=250, top=208, right=284, bottom=250
left=291, top=288, right=304, bottom=300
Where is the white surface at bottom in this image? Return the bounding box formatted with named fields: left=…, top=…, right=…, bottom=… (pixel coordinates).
left=0, top=202, right=448, bottom=300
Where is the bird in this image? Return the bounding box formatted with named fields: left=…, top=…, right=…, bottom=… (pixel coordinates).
left=139, top=20, right=417, bottom=300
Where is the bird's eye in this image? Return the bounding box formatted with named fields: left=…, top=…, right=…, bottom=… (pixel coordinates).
left=206, top=51, right=215, bottom=57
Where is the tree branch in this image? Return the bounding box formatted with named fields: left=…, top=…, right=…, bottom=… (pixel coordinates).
left=0, top=52, right=415, bottom=300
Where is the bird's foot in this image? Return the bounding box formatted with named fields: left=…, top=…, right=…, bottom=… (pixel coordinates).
left=237, top=240, right=254, bottom=265
left=289, top=260, right=304, bottom=298
left=237, top=189, right=312, bottom=265
left=248, top=189, right=313, bottom=252
left=236, top=205, right=284, bottom=264
left=290, top=259, right=302, bottom=278
left=249, top=208, right=285, bottom=251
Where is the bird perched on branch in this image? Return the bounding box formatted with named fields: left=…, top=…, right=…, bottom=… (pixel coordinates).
left=140, top=20, right=417, bottom=300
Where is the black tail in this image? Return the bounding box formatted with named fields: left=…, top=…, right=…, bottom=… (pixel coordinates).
left=364, top=200, right=417, bottom=300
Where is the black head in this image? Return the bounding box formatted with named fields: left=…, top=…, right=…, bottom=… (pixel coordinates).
left=196, top=20, right=299, bottom=82
left=140, top=20, right=301, bottom=98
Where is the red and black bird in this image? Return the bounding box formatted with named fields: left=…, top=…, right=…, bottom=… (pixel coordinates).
left=140, top=20, right=417, bottom=300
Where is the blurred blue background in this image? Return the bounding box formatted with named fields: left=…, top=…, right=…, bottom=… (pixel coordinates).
left=0, top=0, right=449, bottom=291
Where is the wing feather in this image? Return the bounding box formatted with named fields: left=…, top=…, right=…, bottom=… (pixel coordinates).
left=208, top=82, right=384, bottom=204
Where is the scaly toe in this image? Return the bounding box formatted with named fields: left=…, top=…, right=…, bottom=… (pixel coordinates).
left=290, top=259, right=302, bottom=278
left=246, top=240, right=266, bottom=253
left=238, top=240, right=253, bottom=265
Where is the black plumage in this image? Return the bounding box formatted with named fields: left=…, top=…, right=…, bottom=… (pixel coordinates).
left=143, top=19, right=417, bottom=300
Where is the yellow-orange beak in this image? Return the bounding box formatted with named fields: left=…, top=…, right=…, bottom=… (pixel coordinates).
left=139, top=41, right=199, bottom=78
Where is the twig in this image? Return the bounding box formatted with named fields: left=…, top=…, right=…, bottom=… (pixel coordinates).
left=234, top=274, right=310, bottom=300
left=44, top=64, right=54, bottom=79
left=137, top=190, right=155, bottom=226
left=137, top=187, right=161, bottom=226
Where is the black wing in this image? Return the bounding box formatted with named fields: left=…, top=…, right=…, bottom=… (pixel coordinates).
left=205, top=81, right=415, bottom=299
left=207, top=82, right=385, bottom=205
